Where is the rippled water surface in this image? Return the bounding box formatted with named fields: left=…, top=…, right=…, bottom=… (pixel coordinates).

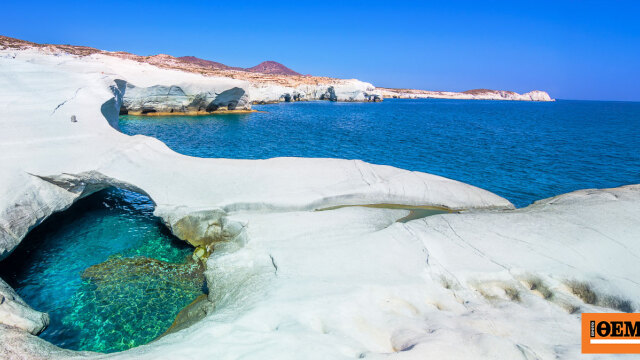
left=120, top=99, right=640, bottom=207
left=0, top=189, right=204, bottom=353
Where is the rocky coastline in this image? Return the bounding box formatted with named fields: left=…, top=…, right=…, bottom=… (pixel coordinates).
left=1, top=36, right=553, bottom=113
left=0, top=36, right=636, bottom=360
left=378, top=87, right=554, bottom=101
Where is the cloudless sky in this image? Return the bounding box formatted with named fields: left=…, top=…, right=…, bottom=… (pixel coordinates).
left=2, top=1, right=639, bottom=101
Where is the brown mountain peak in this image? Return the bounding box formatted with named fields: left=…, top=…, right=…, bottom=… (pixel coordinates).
left=246, top=61, right=301, bottom=76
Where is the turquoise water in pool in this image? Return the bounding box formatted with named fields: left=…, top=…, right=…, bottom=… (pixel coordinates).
left=0, top=189, right=205, bottom=353
left=120, top=99, right=640, bottom=208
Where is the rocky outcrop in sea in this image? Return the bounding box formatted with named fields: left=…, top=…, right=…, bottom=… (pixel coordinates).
left=378, top=87, right=554, bottom=101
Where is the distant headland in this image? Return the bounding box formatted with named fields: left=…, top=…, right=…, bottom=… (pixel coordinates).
left=0, top=35, right=553, bottom=109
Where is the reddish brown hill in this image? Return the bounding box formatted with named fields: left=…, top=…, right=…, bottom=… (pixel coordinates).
left=246, top=61, right=301, bottom=76
left=178, top=57, right=300, bottom=75
left=177, top=56, right=243, bottom=71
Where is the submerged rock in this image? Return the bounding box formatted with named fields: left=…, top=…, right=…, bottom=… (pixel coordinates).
left=157, top=294, right=213, bottom=339
left=82, top=256, right=205, bottom=297
left=67, top=256, right=206, bottom=352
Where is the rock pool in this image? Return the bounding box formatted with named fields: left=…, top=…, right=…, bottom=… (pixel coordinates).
left=0, top=188, right=205, bottom=353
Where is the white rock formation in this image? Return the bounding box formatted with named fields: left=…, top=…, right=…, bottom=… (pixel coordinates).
left=125, top=185, right=638, bottom=360
left=0, top=44, right=636, bottom=360
left=0, top=278, right=49, bottom=335
left=378, top=87, right=554, bottom=101
left=249, top=80, right=382, bottom=103
left=522, top=90, right=554, bottom=101
left=122, top=83, right=251, bottom=114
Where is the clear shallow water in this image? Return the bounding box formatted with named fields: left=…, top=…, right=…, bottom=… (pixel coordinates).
left=120, top=99, right=640, bottom=207
left=0, top=189, right=204, bottom=353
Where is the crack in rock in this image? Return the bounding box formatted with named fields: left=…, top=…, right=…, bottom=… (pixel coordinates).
left=50, top=87, right=82, bottom=115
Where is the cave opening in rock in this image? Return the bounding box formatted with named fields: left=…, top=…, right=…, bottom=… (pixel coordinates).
left=0, top=188, right=206, bottom=353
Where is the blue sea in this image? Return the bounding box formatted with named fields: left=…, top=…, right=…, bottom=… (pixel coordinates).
left=1, top=98, right=638, bottom=353
left=121, top=99, right=640, bottom=208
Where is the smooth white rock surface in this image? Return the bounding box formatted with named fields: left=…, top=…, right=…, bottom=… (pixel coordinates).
left=107, top=185, right=639, bottom=360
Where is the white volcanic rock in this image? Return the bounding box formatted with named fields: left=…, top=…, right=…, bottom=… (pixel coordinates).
left=378, top=87, right=554, bottom=101
left=249, top=79, right=382, bottom=104
left=0, top=278, right=49, bottom=335
left=523, top=90, right=553, bottom=101
left=105, top=185, right=638, bottom=360
left=0, top=44, right=636, bottom=360
left=122, top=83, right=250, bottom=114
left=0, top=47, right=253, bottom=119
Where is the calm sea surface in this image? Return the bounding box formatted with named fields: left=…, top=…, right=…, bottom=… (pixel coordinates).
left=121, top=98, right=640, bottom=207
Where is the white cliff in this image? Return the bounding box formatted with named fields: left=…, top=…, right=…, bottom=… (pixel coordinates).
left=378, top=87, right=554, bottom=101
left=0, top=39, right=636, bottom=360
left=249, top=80, right=382, bottom=103
left=121, top=83, right=251, bottom=115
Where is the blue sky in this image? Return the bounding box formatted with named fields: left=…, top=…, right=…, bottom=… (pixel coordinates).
left=2, top=1, right=639, bottom=101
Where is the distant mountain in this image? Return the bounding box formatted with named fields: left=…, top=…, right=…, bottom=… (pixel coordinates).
left=246, top=61, right=301, bottom=76
left=176, top=56, right=243, bottom=71
left=176, top=56, right=301, bottom=76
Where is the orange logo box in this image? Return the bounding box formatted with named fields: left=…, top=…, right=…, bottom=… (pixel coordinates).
left=582, top=313, right=640, bottom=353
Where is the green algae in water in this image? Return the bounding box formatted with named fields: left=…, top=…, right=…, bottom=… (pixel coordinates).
left=0, top=188, right=205, bottom=353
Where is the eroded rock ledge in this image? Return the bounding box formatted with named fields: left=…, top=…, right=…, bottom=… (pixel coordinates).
left=120, top=84, right=252, bottom=115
